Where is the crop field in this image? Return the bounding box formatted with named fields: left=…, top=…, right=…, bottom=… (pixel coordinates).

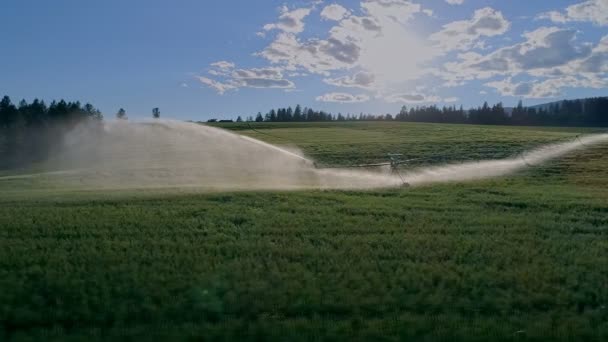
left=1, top=122, right=608, bottom=341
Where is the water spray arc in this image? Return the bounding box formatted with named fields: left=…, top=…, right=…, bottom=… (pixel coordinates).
left=2, top=121, right=607, bottom=191
left=400, top=133, right=608, bottom=187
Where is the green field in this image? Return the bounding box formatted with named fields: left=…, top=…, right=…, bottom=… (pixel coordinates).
left=1, top=122, right=607, bottom=341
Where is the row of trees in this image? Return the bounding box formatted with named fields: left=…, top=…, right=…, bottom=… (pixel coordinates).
left=3, top=93, right=607, bottom=169
left=396, top=103, right=509, bottom=125
left=242, top=105, right=335, bottom=123
left=0, top=96, right=104, bottom=168
left=510, top=98, right=608, bottom=126
left=0, top=95, right=164, bottom=169
left=243, top=97, right=608, bottom=127
left=234, top=105, right=395, bottom=123
left=397, top=98, right=608, bottom=126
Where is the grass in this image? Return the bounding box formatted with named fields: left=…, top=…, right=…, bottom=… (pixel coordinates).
left=211, top=121, right=604, bottom=167
left=1, top=121, right=607, bottom=341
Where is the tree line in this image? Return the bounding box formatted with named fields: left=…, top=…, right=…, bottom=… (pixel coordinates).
left=227, top=105, right=336, bottom=123
left=225, top=105, right=396, bottom=123
left=0, top=95, right=163, bottom=169
left=397, top=98, right=608, bottom=126
left=509, top=98, right=608, bottom=126
left=0, top=96, right=104, bottom=168
left=3, top=93, right=607, bottom=169
left=237, top=97, right=608, bottom=127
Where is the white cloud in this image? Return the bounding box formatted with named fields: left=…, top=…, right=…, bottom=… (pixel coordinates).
left=361, top=0, right=422, bottom=25
left=197, top=0, right=607, bottom=104
left=440, top=27, right=596, bottom=84
left=539, top=0, right=608, bottom=26
left=232, top=68, right=283, bottom=80
left=210, top=61, right=235, bottom=70
left=324, top=71, right=376, bottom=89
left=232, top=68, right=295, bottom=89
left=430, top=7, right=510, bottom=52
left=537, top=11, right=568, bottom=24
left=446, top=0, right=464, bottom=5
left=199, top=66, right=295, bottom=94
left=316, top=92, right=370, bottom=103
left=577, top=35, right=608, bottom=73
left=479, top=34, right=608, bottom=98
left=259, top=0, right=433, bottom=87
left=321, top=4, right=350, bottom=21
left=258, top=32, right=361, bottom=76
left=384, top=93, right=443, bottom=103
left=197, top=77, right=237, bottom=95
left=208, top=61, right=235, bottom=77
left=485, top=78, right=565, bottom=98
left=264, top=6, right=313, bottom=34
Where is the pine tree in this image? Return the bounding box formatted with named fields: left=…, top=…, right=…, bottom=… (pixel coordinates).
left=116, top=108, right=127, bottom=120
left=294, top=105, right=302, bottom=121
left=0, top=96, right=18, bottom=127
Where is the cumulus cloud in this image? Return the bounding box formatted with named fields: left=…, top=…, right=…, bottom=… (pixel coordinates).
left=321, top=4, right=350, bottom=21
left=384, top=93, right=443, bottom=103
left=196, top=0, right=606, bottom=104
left=258, top=0, right=433, bottom=86
left=441, top=27, right=595, bottom=82
left=361, top=0, right=422, bottom=25
left=197, top=77, right=237, bottom=95
left=210, top=61, right=235, bottom=70
left=316, top=92, right=370, bottom=103
left=469, top=28, right=608, bottom=98
left=537, top=11, right=568, bottom=24
left=430, top=7, right=510, bottom=52
left=258, top=32, right=362, bottom=76
left=577, top=35, right=608, bottom=73
left=263, top=6, right=313, bottom=34
left=199, top=64, right=294, bottom=94
left=232, top=68, right=283, bottom=80
left=539, top=0, right=608, bottom=26
left=232, top=68, right=295, bottom=89
left=324, top=71, right=376, bottom=89
left=485, top=78, right=567, bottom=98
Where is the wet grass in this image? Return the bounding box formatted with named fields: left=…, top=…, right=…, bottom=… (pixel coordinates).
left=212, top=121, right=603, bottom=167
left=1, top=122, right=607, bottom=341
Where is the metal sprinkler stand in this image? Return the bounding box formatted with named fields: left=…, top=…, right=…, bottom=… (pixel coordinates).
left=387, top=154, right=411, bottom=187
left=313, top=153, right=415, bottom=187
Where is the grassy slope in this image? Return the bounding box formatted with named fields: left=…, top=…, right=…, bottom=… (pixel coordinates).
left=1, top=122, right=607, bottom=341
left=212, top=121, right=605, bottom=167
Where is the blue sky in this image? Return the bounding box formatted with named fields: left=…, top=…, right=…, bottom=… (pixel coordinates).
left=1, top=0, right=606, bottom=120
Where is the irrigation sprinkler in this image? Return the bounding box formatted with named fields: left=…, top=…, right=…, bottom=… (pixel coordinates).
left=519, top=152, right=534, bottom=167
left=575, top=135, right=588, bottom=147
left=324, top=153, right=417, bottom=187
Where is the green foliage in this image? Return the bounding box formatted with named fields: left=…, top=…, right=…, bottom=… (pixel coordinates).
left=212, top=121, right=600, bottom=167
left=0, top=95, right=103, bottom=169
left=1, top=122, right=608, bottom=341
left=238, top=97, right=608, bottom=126
left=116, top=108, right=127, bottom=120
